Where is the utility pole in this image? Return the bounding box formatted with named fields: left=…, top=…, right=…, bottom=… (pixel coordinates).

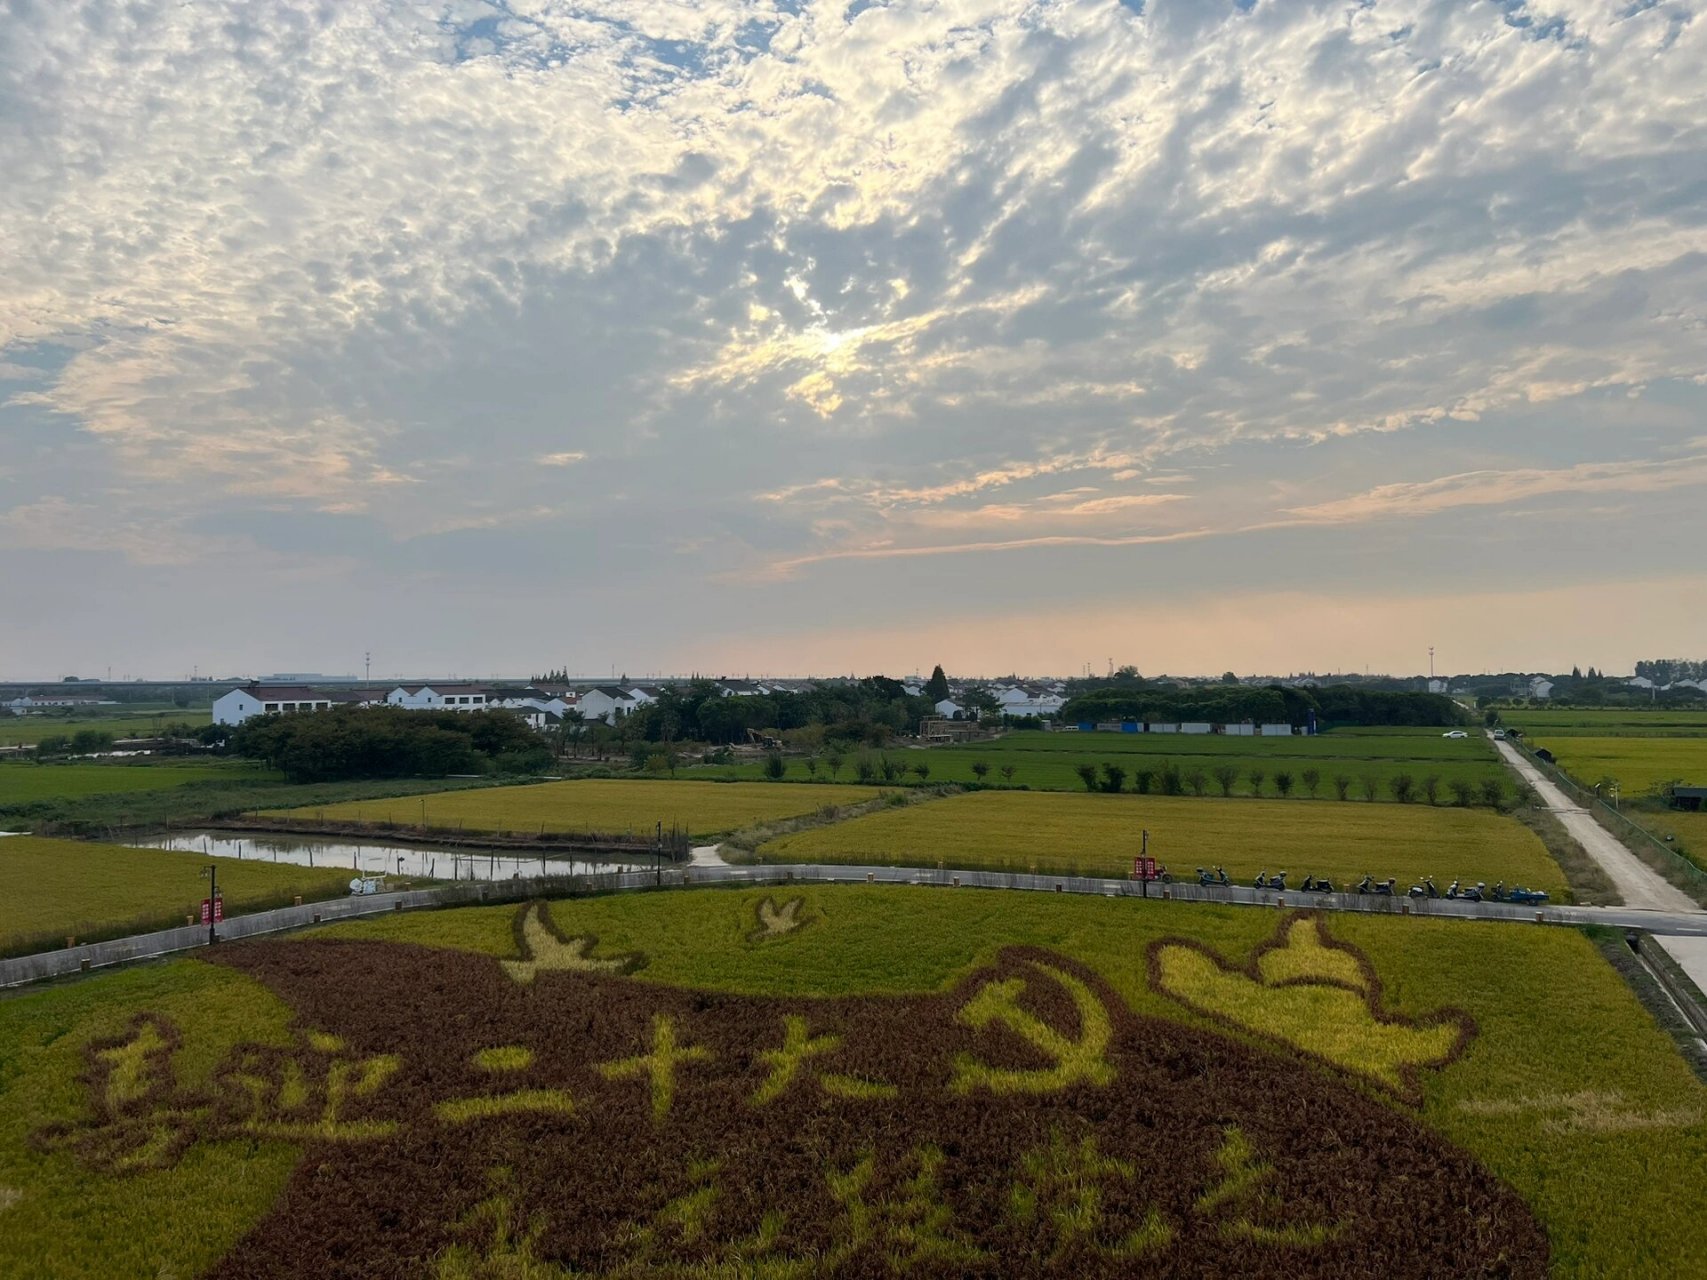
left=365, top=651, right=371, bottom=684
left=202, top=863, right=218, bottom=946
left=1429, top=646, right=1435, bottom=685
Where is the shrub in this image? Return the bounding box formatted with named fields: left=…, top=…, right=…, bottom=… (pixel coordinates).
left=1247, top=769, right=1266, bottom=798
left=1359, top=775, right=1379, bottom=802
left=1449, top=779, right=1475, bottom=807
left=999, top=765, right=1016, bottom=785
left=971, top=760, right=990, bottom=782
left=1273, top=770, right=1294, bottom=799
left=1333, top=774, right=1352, bottom=801
left=826, top=751, right=845, bottom=780
left=1185, top=768, right=1208, bottom=797
left=763, top=752, right=786, bottom=781
left=912, top=762, right=931, bottom=783
left=854, top=753, right=877, bottom=784
left=1159, top=759, right=1184, bottom=796
left=1213, top=765, right=1239, bottom=797
left=1100, top=763, right=1127, bottom=794
left=1133, top=767, right=1157, bottom=795
left=1075, top=763, right=1099, bottom=792
left=1389, top=773, right=1415, bottom=804
left=1423, top=775, right=1442, bottom=806
left=1480, top=778, right=1507, bottom=811
left=879, top=755, right=905, bottom=783
left=1301, top=768, right=1321, bottom=799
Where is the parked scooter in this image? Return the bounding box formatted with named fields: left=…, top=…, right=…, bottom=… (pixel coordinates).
left=1196, top=865, right=1230, bottom=887
left=1445, top=878, right=1464, bottom=899
left=1373, top=877, right=1396, bottom=896
left=1458, top=881, right=1487, bottom=903
left=1408, top=876, right=1440, bottom=900
left=1300, top=875, right=1335, bottom=894
left=1255, top=870, right=1288, bottom=891
left=1489, top=881, right=1507, bottom=902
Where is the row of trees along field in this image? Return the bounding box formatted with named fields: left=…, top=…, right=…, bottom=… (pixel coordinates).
left=596, top=677, right=954, bottom=746
left=1058, top=683, right=1468, bottom=727
left=231, top=706, right=551, bottom=782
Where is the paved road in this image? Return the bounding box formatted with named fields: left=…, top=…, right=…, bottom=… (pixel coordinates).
left=1492, top=737, right=1698, bottom=913
left=1656, top=935, right=1707, bottom=1005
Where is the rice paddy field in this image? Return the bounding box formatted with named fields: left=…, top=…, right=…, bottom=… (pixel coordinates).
left=1515, top=737, right=1707, bottom=796
left=1, top=886, right=1702, bottom=1277
left=754, top=790, right=1569, bottom=894
left=0, top=836, right=355, bottom=957
left=0, top=709, right=213, bottom=747
left=693, top=728, right=1506, bottom=799
left=0, top=759, right=273, bottom=804
left=1503, top=708, right=1707, bottom=738
left=259, top=778, right=889, bottom=840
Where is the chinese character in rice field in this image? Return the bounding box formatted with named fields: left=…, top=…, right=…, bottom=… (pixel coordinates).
left=36, top=910, right=1548, bottom=1278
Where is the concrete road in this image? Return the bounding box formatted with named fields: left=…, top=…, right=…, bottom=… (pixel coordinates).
left=1493, top=737, right=1698, bottom=913
left=1656, top=935, right=1707, bottom=1005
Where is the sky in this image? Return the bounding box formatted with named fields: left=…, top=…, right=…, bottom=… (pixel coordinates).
left=2, top=0, right=1705, bottom=682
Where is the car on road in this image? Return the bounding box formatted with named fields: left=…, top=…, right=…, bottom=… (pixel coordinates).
left=1442, top=730, right=1469, bottom=739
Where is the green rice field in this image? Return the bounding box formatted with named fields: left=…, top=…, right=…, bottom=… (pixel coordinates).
left=0, top=760, right=273, bottom=804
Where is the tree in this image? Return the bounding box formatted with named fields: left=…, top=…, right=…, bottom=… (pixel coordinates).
left=1422, top=774, right=1441, bottom=806
left=879, top=755, right=905, bottom=782
left=1449, top=779, right=1475, bottom=807
left=1359, top=775, right=1379, bottom=802
left=1389, top=773, right=1415, bottom=803
left=1301, top=768, right=1321, bottom=799
left=1000, top=764, right=1016, bottom=785
left=1333, top=774, right=1352, bottom=801
left=911, top=761, right=931, bottom=782
left=1100, top=763, right=1127, bottom=793
left=1075, top=763, right=1099, bottom=792
left=1273, top=770, right=1294, bottom=798
left=763, top=752, right=786, bottom=781
left=1247, top=769, right=1265, bottom=798
left=1480, top=778, right=1507, bottom=810
left=854, top=753, right=877, bottom=784
left=1213, top=765, right=1239, bottom=797
left=924, top=665, right=950, bottom=703
left=1159, top=759, right=1184, bottom=796
left=1132, top=766, right=1157, bottom=794
left=805, top=756, right=819, bottom=779
left=1186, top=767, right=1208, bottom=796
left=971, top=760, right=990, bottom=783
left=826, top=750, right=845, bottom=780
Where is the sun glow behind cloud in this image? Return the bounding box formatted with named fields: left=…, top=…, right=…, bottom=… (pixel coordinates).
left=1, top=0, right=1705, bottom=672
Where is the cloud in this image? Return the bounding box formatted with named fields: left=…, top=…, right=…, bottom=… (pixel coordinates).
left=1287, top=456, right=1707, bottom=525
left=2, top=0, right=1706, bottom=668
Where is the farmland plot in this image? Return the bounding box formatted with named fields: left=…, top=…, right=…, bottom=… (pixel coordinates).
left=1518, top=735, right=1707, bottom=795
left=693, top=728, right=1506, bottom=799
left=260, top=778, right=888, bottom=840
left=0, top=760, right=272, bottom=804
left=2, top=888, right=1703, bottom=1277
left=755, top=790, right=1568, bottom=894
left=0, top=836, right=355, bottom=956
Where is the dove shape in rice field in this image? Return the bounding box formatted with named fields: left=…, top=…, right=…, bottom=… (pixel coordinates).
left=1148, top=912, right=1475, bottom=1104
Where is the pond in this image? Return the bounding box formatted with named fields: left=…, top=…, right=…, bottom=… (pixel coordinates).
left=134, top=830, right=664, bottom=882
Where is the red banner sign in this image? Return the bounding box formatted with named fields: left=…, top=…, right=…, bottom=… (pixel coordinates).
left=1133, top=855, right=1158, bottom=881
left=212, top=895, right=224, bottom=924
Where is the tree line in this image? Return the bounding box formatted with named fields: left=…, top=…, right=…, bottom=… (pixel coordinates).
left=231, top=706, right=551, bottom=783
left=1059, top=683, right=1466, bottom=728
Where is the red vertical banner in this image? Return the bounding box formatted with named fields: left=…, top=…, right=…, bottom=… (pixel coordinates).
left=200, top=898, right=212, bottom=924
left=212, top=895, right=224, bottom=924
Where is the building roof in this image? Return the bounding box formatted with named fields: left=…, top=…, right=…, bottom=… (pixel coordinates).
left=226, top=684, right=338, bottom=702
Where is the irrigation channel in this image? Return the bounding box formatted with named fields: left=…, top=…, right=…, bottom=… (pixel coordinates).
left=135, top=830, right=665, bottom=882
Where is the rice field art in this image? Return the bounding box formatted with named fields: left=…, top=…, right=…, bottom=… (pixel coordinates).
left=4, top=887, right=1704, bottom=1278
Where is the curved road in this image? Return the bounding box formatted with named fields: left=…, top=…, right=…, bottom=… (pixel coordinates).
left=1493, top=737, right=1697, bottom=913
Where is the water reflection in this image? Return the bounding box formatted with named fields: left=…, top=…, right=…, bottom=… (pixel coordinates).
left=135, top=830, right=661, bottom=882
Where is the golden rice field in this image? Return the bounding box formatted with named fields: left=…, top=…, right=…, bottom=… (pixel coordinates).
left=259, top=779, right=888, bottom=840
left=2, top=887, right=1703, bottom=1278
left=1526, top=735, right=1707, bottom=795
left=0, top=836, right=354, bottom=956
left=756, top=791, right=1568, bottom=894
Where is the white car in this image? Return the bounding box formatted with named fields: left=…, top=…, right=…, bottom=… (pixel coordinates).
left=1442, top=730, right=1469, bottom=739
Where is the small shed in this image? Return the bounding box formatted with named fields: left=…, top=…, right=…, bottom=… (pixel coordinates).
left=1672, top=786, right=1707, bottom=812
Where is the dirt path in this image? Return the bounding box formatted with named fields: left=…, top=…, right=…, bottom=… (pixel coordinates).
left=688, top=844, right=729, bottom=868
left=1493, top=738, right=1698, bottom=913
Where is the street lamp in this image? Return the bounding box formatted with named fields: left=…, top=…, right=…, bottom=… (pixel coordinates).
left=200, top=863, right=218, bottom=946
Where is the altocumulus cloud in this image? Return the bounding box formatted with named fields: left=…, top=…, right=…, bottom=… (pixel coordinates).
left=1, top=0, right=1705, bottom=671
